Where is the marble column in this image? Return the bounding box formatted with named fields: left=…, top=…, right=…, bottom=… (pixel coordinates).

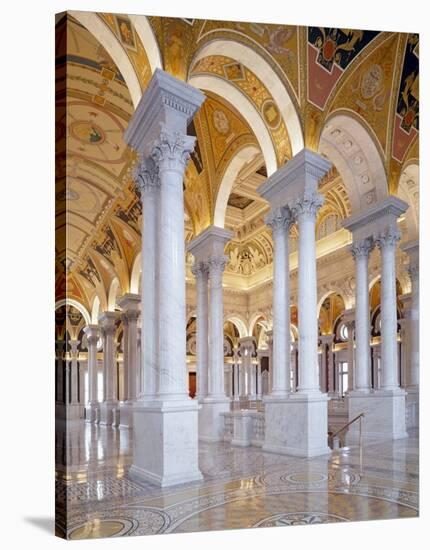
left=124, top=69, right=205, bottom=486
left=258, top=149, right=331, bottom=457
left=68, top=340, right=83, bottom=420
left=118, top=293, right=140, bottom=429
left=342, top=309, right=355, bottom=394
left=351, top=239, right=373, bottom=393
left=376, top=230, right=401, bottom=391
left=266, top=330, right=273, bottom=393
left=84, top=325, right=100, bottom=423
left=135, top=158, right=159, bottom=400
left=293, top=193, right=323, bottom=395
left=98, top=312, right=118, bottom=426
left=404, top=242, right=419, bottom=428
left=343, top=196, right=408, bottom=442
left=190, top=263, right=209, bottom=399
left=55, top=340, right=64, bottom=404
left=188, top=225, right=233, bottom=441
left=265, top=207, right=293, bottom=397
left=233, top=348, right=240, bottom=401
left=121, top=315, right=129, bottom=403
left=136, top=327, right=142, bottom=398
left=320, top=336, right=332, bottom=394
left=239, top=337, right=255, bottom=402
left=256, top=352, right=263, bottom=399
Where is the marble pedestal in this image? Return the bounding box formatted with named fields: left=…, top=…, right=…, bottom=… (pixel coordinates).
left=346, top=390, right=408, bottom=444
left=130, top=399, right=203, bottom=487
left=85, top=402, right=99, bottom=423
left=263, top=394, right=331, bottom=457
left=230, top=410, right=255, bottom=447
left=99, top=401, right=119, bottom=427
left=406, top=388, right=419, bottom=429
left=119, top=401, right=134, bottom=429
left=198, top=397, right=230, bottom=442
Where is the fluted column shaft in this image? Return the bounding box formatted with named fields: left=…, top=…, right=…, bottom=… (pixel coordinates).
left=207, top=256, right=228, bottom=398
left=135, top=159, right=159, bottom=399
left=153, top=131, right=196, bottom=399
left=351, top=240, right=372, bottom=392
left=376, top=231, right=400, bottom=390
left=233, top=349, right=240, bottom=400
left=84, top=326, right=100, bottom=404
left=191, top=264, right=209, bottom=399
left=266, top=207, right=293, bottom=397
left=293, top=193, right=323, bottom=394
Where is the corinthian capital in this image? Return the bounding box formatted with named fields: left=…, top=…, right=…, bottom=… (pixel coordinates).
left=291, top=191, right=324, bottom=222
left=350, top=237, right=374, bottom=260
left=151, top=125, right=196, bottom=173
left=207, top=255, right=228, bottom=278
left=134, top=156, right=159, bottom=196
left=265, top=206, right=294, bottom=236
left=191, top=261, right=208, bottom=280
left=375, top=228, right=401, bottom=249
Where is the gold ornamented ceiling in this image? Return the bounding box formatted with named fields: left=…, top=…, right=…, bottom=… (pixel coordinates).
left=56, top=12, right=419, bottom=315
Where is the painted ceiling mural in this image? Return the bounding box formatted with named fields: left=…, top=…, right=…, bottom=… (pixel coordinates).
left=56, top=13, right=419, bottom=316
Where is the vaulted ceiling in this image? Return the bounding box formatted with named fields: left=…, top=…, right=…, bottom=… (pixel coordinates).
left=56, top=13, right=419, bottom=315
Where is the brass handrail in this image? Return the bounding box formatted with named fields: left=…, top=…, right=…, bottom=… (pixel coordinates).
left=331, top=413, right=364, bottom=438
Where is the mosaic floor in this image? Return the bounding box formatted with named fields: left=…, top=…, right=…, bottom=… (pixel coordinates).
left=55, top=422, right=419, bottom=539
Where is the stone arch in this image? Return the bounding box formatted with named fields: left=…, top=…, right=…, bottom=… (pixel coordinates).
left=71, top=11, right=142, bottom=108
left=91, top=295, right=100, bottom=324
left=291, top=324, right=299, bottom=342
left=397, top=162, right=419, bottom=241
left=224, top=315, right=248, bottom=338
left=190, top=39, right=304, bottom=155
left=249, top=312, right=267, bottom=337
left=213, top=145, right=260, bottom=227
left=318, top=111, right=388, bottom=213
left=55, top=298, right=91, bottom=326
left=130, top=252, right=141, bottom=294
left=317, top=288, right=349, bottom=316
left=188, top=74, right=277, bottom=176
left=107, top=277, right=121, bottom=312
left=128, top=15, right=163, bottom=74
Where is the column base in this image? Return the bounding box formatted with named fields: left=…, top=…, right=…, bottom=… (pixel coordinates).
left=119, top=401, right=135, bottom=429
left=85, top=402, right=99, bottom=423
left=199, top=397, right=231, bottom=442
left=346, top=389, right=408, bottom=444
left=130, top=398, right=203, bottom=487
left=263, top=393, right=331, bottom=458
left=99, top=401, right=119, bottom=427
left=406, top=387, right=419, bottom=429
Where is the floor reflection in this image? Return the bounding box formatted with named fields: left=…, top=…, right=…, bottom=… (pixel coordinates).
left=55, top=421, right=419, bottom=539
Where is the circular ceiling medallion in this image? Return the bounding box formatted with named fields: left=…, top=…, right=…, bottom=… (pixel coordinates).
left=70, top=121, right=105, bottom=145
left=212, top=109, right=230, bottom=135
left=262, top=99, right=281, bottom=130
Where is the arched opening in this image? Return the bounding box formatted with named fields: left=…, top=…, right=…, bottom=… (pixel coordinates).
left=107, top=277, right=121, bottom=312
left=188, top=74, right=277, bottom=175
left=190, top=39, right=303, bottom=155
left=319, top=112, right=388, bottom=213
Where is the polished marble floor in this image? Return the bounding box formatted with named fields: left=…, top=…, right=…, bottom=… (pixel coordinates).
left=55, top=421, right=419, bottom=539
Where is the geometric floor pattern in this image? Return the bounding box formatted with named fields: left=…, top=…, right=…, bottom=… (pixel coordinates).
left=55, top=423, right=419, bottom=539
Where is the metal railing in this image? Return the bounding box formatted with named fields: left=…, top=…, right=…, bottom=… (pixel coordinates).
left=329, top=413, right=365, bottom=468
